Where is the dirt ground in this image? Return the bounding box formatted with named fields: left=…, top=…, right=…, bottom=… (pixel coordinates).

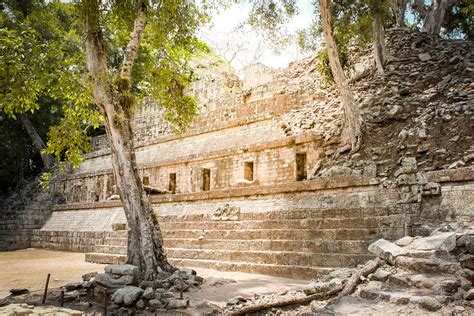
left=0, top=248, right=106, bottom=298
left=0, top=248, right=307, bottom=312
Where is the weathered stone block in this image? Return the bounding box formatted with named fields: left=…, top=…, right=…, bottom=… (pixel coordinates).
left=368, top=239, right=406, bottom=264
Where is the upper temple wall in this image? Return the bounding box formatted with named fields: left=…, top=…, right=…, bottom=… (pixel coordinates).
left=90, top=58, right=321, bottom=153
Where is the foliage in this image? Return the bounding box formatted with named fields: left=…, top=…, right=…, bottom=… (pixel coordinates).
left=296, top=0, right=394, bottom=84
left=0, top=0, right=99, bottom=171
left=78, top=0, right=212, bottom=131
left=442, top=0, right=473, bottom=40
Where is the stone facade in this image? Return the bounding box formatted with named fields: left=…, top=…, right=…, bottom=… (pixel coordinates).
left=2, top=58, right=474, bottom=279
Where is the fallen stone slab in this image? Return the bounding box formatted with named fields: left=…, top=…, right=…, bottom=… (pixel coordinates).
left=409, top=232, right=456, bottom=252
left=394, top=256, right=461, bottom=274
left=368, top=239, right=406, bottom=264
left=104, top=264, right=139, bottom=277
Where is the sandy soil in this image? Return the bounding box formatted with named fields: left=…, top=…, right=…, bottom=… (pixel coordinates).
left=0, top=248, right=307, bottom=313
left=187, top=267, right=307, bottom=308
left=0, top=248, right=106, bottom=298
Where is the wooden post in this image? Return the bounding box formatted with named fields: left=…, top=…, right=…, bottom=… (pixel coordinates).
left=103, top=295, right=107, bottom=316
left=41, top=274, right=51, bottom=304
left=60, top=290, right=64, bottom=307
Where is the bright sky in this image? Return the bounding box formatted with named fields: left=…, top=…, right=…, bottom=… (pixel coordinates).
left=201, top=0, right=316, bottom=71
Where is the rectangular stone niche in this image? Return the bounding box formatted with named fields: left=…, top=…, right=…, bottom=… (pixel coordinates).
left=202, top=168, right=211, bottom=191
left=142, top=176, right=150, bottom=186
left=169, top=173, right=176, bottom=194
left=296, top=153, right=307, bottom=181
left=244, top=161, right=254, bottom=181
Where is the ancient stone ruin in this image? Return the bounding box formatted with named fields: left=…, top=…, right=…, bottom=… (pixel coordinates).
left=0, top=30, right=473, bottom=284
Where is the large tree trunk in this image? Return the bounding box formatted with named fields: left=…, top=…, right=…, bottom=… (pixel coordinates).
left=319, top=0, right=362, bottom=155
left=413, top=0, right=459, bottom=35
left=392, top=0, right=407, bottom=28
left=20, top=113, right=55, bottom=170
left=373, top=15, right=387, bottom=74
left=423, top=0, right=449, bottom=35
left=84, top=0, right=173, bottom=280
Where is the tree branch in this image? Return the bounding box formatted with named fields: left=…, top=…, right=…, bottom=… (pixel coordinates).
left=83, top=0, right=109, bottom=112
left=121, top=7, right=147, bottom=79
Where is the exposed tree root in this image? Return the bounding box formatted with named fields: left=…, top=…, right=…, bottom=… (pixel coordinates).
left=331, top=258, right=384, bottom=306
left=226, top=286, right=344, bottom=316
left=227, top=258, right=384, bottom=315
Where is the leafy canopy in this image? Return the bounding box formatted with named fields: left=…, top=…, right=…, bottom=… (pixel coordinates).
left=1, top=0, right=213, bottom=170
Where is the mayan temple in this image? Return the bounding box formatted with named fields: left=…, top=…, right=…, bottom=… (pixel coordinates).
left=1, top=29, right=472, bottom=283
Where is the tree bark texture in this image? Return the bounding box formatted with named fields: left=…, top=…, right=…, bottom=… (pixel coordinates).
left=423, top=0, right=449, bottom=35
left=20, top=113, right=55, bottom=170
left=83, top=0, right=173, bottom=280
left=412, top=0, right=459, bottom=35
left=392, top=0, right=407, bottom=27
left=373, top=15, right=387, bottom=74
left=319, top=0, right=362, bottom=155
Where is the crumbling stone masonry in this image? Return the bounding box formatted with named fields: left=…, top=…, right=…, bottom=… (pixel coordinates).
left=2, top=61, right=473, bottom=279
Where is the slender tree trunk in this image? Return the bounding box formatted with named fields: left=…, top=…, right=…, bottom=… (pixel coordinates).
left=84, top=0, right=173, bottom=280
left=20, top=113, right=55, bottom=170
left=319, top=0, right=362, bottom=155
left=392, top=0, right=407, bottom=28
left=373, top=15, right=387, bottom=74
left=423, top=0, right=449, bottom=35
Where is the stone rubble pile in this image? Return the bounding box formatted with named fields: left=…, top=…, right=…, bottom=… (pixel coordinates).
left=224, top=222, right=474, bottom=315
left=279, top=28, right=473, bottom=178
left=61, top=264, right=203, bottom=315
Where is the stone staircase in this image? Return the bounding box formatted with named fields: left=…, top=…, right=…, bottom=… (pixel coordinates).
left=0, top=180, right=53, bottom=251
left=85, top=206, right=408, bottom=279
left=85, top=230, right=128, bottom=265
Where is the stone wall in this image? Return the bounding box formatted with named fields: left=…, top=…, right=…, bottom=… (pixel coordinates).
left=33, top=168, right=474, bottom=278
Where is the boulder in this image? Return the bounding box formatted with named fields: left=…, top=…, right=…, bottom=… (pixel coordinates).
left=459, top=255, right=474, bottom=270
left=368, top=239, right=406, bottom=264
left=111, top=286, right=143, bottom=306
left=418, top=297, right=442, bottom=311
left=143, top=287, right=154, bottom=300
left=135, top=299, right=145, bottom=310
left=167, top=298, right=189, bottom=309
left=149, top=299, right=164, bottom=309
left=94, top=273, right=136, bottom=289
left=466, top=236, right=474, bottom=254
left=104, top=264, right=139, bottom=277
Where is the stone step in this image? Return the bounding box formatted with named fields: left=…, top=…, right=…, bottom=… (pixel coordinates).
left=108, top=231, right=128, bottom=238
left=103, top=237, right=128, bottom=246
left=394, top=256, right=462, bottom=274
left=160, top=215, right=404, bottom=231
left=169, top=258, right=333, bottom=280
left=165, top=248, right=373, bottom=268
left=85, top=253, right=127, bottom=265
left=359, top=288, right=445, bottom=305
left=386, top=271, right=466, bottom=293
left=158, top=207, right=396, bottom=222
left=163, top=238, right=371, bottom=254
left=162, top=227, right=405, bottom=241
left=94, top=245, right=127, bottom=255
left=29, top=241, right=97, bottom=253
